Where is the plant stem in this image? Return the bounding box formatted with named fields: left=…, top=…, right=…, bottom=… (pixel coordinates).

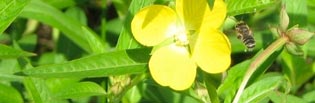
left=232, top=37, right=288, bottom=103
left=203, top=73, right=220, bottom=103
left=110, top=73, right=147, bottom=102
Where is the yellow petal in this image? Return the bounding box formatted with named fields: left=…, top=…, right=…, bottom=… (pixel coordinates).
left=176, top=0, right=209, bottom=30
left=201, top=0, right=227, bottom=29
left=149, top=44, right=197, bottom=90
left=131, top=5, right=178, bottom=46
left=192, top=29, right=231, bottom=73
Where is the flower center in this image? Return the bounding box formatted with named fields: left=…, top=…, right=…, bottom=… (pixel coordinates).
left=173, top=25, right=191, bottom=46
left=174, top=33, right=189, bottom=46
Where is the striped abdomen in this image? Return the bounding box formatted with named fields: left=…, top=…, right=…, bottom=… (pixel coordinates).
left=235, top=21, right=255, bottom=51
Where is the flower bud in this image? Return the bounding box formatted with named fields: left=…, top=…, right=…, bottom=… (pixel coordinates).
left=285, top=42, right=304, bottom=56
left=280, top=5, right=289, bottom=31
left=287, top=28, right=314, bottom=45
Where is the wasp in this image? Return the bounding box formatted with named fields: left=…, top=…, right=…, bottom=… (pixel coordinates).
left=235, top=21, right=255, bottom=52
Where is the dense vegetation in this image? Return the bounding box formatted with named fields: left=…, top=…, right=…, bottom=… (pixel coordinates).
left=0, top=0, right=315, bottom=103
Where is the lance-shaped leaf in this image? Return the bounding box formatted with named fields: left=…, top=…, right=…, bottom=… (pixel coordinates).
left=239, top=75, right=284, bottom=103
left=20, top=0, right=104, bottom=53
left=0, top=0, right=30, bottom=34
left=54, top=82, right=106, bottom=99
left=22, top=48, right=150, bottom=78
left=0, top=44, right=35, bottom=58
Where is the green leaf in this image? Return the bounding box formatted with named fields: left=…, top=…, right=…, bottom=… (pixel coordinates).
left=20, top=0, right=101, bottom=53
left=207, top=0, right=215, bottom=10
left=107, top=18, right=123, bottom=36
left=43, top=0, right=75, bottom=9
left=0, top=44, right=35, bottom=58
left=64, top=6, right=87, bottom=25
left=217, top=60, right=251, bottom=103
left=37, top=53, right=67, bottom=65
left=81, top=26, right=108, bottom=53
left=302, top=90, right=315, bottom=102
left=284, top=0, right=308, bottom=27
left=0, top=83, right=23, bottom=103
left=112, top=0, right=131, bottom=18
left=122, top=86, right=142, bottom=103
left=239, top=75, right=284, bottom=103
left=280, top=50, right=314, bottom=92
left=19, top=57, right=56, bottom=103
left=0, top=58, right=24, bottom=81
left=54, top=82, right=106, bottom=99
left=0, top=0, right=30, bottom=34
left=0, top=73, right=23, bottom=82
left=218, top=47, right=283, bottom=103
left=308, top=0, right=315, bottom=25
left=269, top=91, right=308, bottom=103
left=226, top=0, right=276, bottom=16
left=116, top=0, right=154, bottom=50
left=17, top=33, right=37, bottom=52
left=22, top=48, right=150, bottom=78
left=24, top=77, right=53, bottom=103
left=303, top=37, right=315, bottom=56
left=140, top=82, right=202, bottom=103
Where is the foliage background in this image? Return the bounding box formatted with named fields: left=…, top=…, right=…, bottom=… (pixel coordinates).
left=0, top=0, right=315, bottom=103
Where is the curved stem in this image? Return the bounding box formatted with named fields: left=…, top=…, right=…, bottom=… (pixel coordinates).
left=232, top=37, right=288, bottom=103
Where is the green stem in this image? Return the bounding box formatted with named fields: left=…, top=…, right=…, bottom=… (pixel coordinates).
left=203, top=73, right=220, bottom=103
left=232, top=37, right=288, bottom=103
left=110, top=73, right=147, bottom=102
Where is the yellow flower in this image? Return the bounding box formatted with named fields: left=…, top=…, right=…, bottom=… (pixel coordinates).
left=131, top=0, right=231, bottom=90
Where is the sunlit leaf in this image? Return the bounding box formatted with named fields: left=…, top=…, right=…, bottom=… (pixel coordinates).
left=0, top=83, right=23, bottom=103
left=22, top=48, right=150, bottom=78
left=284, top=0, right=308, bottom=27
left=0, top=73, right=23, bottom=82
left=81, top=26, right=108, bottom=53
left=226, top=0, right=276, bottom=16
left=19, top=57, right=56, bottom=103
left=20, top=0, right=102, bottom=53
left=24, top=77, right=53, bottom=103
left=269, top=91, right=308, bottom=103
left=239, top=75, right=284, bottom=103
left=122, top=86, right=141, bottom=103
left=64, top=6, right=87, bottom=25
left=302, top=90, right=315, bottom=102
left=140, top=82, right=203, bottom=103
left=0, top=0, right=30, bottom=34
left=280, top=51, right=314, bottom=92
left=218, top=47, right=282, bottom=103
left=54, top=82, right=106, bottom=99
left=0, top=44, right=35, bottom=58
left=217, top=60, right=250, bottom=103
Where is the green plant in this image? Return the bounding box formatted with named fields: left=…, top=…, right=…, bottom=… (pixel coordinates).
left=0, top=0, right=315, bottom=103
